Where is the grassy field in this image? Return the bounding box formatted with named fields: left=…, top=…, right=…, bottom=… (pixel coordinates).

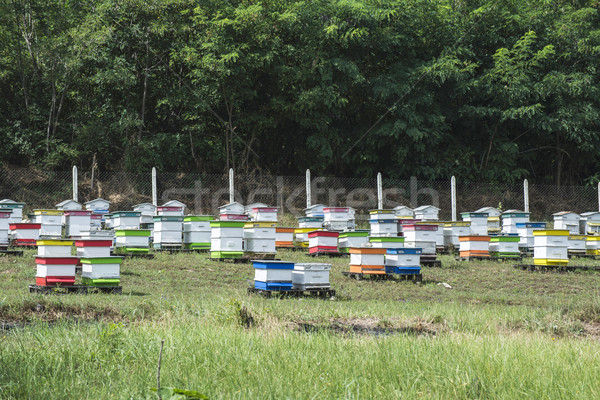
left=1, top=249, right=600, bottom=399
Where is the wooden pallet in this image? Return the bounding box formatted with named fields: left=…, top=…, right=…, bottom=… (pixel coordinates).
left=0, top=250, right=24, bottom=257
left=513, top=264, right=600, bottom=273
left=421, top=259, right=442, bottom=268
left=210, top=257, right=249, bottom=264
left=568, top=254, right=600, bottom=260
left=457, top=256, right=522, bottom=262
left=247, top=287, right=336, bottom=298
left=308, top=252, right=348, bottom=258
left=111, top=252, right=155, bottom=259
left=342, top=271, right=422, bottom=282
left=28, top=284, right=122, bottom=294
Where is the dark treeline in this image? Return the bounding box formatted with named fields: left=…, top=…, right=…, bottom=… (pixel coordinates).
left=1, top=0, right=599, bottom=184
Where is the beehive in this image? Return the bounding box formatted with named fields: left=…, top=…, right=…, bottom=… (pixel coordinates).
left=55, top=199, right=82, bottom=211
left=297, top=216, right=324, bottom=229
left=459, top=235, right=491, bottom=258
left=501, top=210, right=530, bottom=234
left=84, top=198, right=110, bottom=214
left=402, top=224, right=439, bottom=246
left=338, top=231, right=369, bottom=253
left=218, top=202, right=245, bottom=216
left=304, top=204, right=325, bottom=218
left=568, top=235, right=587, bottom=255
left=133, top=203, right=157, bottom=224
left=369, top=236, right=405, bottom=249
left=461, top=212, right=489, bottom=236
left=580, top=212, right=600, bottom=235
left=308, top=231, right=339, bottom=254
left=552, top=212, right=580, bottom=235
left=253, top=260, right=294, bottom=290
left=183, top=215, right=214, bottom=250
left=0, top=210, right=11, bottom=245
left=0, top=199, right=25, bottom=224
left=112, top=211, right=142, bottom=230
left=114, top=229, right=151, bottom=254
left=323, top=207, right=353, bottom=231
left=516, top=222, right=547, bottom=249
left=292, top=263, right=331, bottom=290
left=157, top=206, right=184, bottom=217
left=153, top=216, right=183, bottom=249
left=244, top=221, right=277, bottom=254
left=442, top=222, right=471, bottom=247
left=414, top=205, right=440, bottom=221
left=349, top=247, right=387, bottom=274
left=586, top=236, right=600, bottom=255
left=210, top=220, right=244, bottom=258
left=35, top=256, right=79, bottom=286
left=384, top=248, right=422, bottom=274
left=369, top=210, right=398, bottom=237
left=394, top=206, right=414, bottom=219
left=275, top=227, right=295, bottom=248
left=9, top=223, right=41, bottom=246
left=533, top=230, right=569, bottom=265
left=80, top=257, right=123, bottom=287
left=64, top=210, right=92, bottom=237
left=489, top=236, right=520, bottom=258
left=75, top=239, right=112, bottom=258
left=33, top=210, right=63, bottom=237
left=250, top=207, right=278, bottom=222
left=294, top=227, right=323, bottom=248
left=90, top=213, right=103, bottom=230
left=37, top=239, right=73, bottom=257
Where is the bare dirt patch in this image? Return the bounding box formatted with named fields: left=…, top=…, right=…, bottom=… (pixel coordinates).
left=295, top=317, right=445, bottom=337
left=0, top=300, right=125, bottom=325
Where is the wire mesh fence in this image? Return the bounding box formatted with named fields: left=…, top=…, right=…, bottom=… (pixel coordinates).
left=0, top=167, right=598, bottom=221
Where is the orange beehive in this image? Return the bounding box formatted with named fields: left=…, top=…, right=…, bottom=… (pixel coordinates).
left=458, top=235, right=490, bottom=258
left=349, top=247, right=387, bottom=274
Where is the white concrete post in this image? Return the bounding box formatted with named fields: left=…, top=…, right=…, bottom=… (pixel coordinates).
left=152, top=167, right=157, bottom=206
left=306, top=169, right=311, bottom=209
left=72, top=166, right=78, bottom=202
left=377, top=172, right=383, bottom=209
left=451, top=176, right=457, bottom=221
left=524, top=179, right=530, bottom=213
left=597, top=182, right=600, bottom=212
left=229, top=168, right=234, bottom=204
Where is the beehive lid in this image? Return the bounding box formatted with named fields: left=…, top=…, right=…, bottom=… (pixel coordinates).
left=55, top=199, right=82, bottom=210
left=294, top=263, right=331, bottom=271
left=153, top=216, right=183, bottom=222
left=275, top=227, right=296, bottom=233
left=162, top=200, right=187, bottom=209
left=80, top=257, right=123, bottom=264
left=114, top=229, right=151, bottom=237
left=569, top=235, right=587, bottom=240
left=184, top=215, right=214, bottom=222
left=294, top=227, right=322, bottom=233
left=461, top=212, right=489, bottom=218
left=0, top=199, right=25, bottom=207
left=489, top=236, right=520, bottom=242
left=244, top=221, right=277, bottom=228
left=33, top=209, right=64, bottom=216
left=369, top=237, right=404, bottom=242
left=64, top=210, right=93, bottom=216
left=37, top=239, right=73, bottom=246
left=414, top=205, right=440, bottom=212
left=369, top=209, right=395, bottom=214
left=210, top=220, right=245, bottom=228
left=297, top=216, right=324, bottom=222
left=339, top=231, right=369, bottom=237
left=113, top=211, right=141, bottom=217
left=552, top=211, right=579, bottom=217
left=516, top=222, right=546, bottom=228
left=459, top=236, right=490, bottom=241
left=532, top=230, right=569, bottom=236
left=443, top=222, right=471, bottom=227
left=308, top=231, right=339, bottom=238
left=252, top=260, right=294, bottom=269
left=386, top=248, right=422, bottom=255
left=218, top=202, right=245, bottom=213
left=349, top=247, right=386, bottom=254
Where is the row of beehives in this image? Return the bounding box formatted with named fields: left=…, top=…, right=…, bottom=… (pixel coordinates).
left=34, top=238, right=122, bottom=287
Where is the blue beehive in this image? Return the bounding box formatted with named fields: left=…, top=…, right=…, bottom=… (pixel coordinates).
left=253, top=260, right=295, bottom=291
left=385, top=248, right=422, bottom=274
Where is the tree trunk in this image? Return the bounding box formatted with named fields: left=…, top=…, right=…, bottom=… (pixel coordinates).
left=138, top=33, right=150, bottom=142
left=46, top=80, right=56, bottom=153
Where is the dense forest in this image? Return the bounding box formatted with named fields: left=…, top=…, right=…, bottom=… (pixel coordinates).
left=0, top=0, right=599, bottom=184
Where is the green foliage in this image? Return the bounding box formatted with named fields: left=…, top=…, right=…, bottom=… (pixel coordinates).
left=150, top=387, right=208, bottom=399
left=0, top=0, right=599, bottom=183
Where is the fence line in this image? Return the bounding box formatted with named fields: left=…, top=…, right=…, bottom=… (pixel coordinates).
left=0, top=167, right=598, bottom=221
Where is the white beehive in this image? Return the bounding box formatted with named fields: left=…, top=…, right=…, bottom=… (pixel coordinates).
left=338, top=231, right=369, bottom=252
left=385, top=248, right=422, bottom=267
left=475, top=207, right=501, bottom=217
left=210, top=220, right=244, bottom=257
left=394, top=205, right=414, bottom=219
left=56, top=200, right=82, bottom=211
left=533, top=230, right=569, bottom=265
left=64, top=210, right=92, bottom=237
left=245, top=202, right=268, bottom=219
left=36, top=239, right=73, bottom=257
left=304, top=204, right=325, bottom=218
left=35, top=256, right=79, bottom=286
left=0, top=199, right=25, bottom=224
left=459, top=236, right=490, bottom=257
left=580, top=212, right=600, bottom=234
left=0, top=210, right=11, bottom=245
left=251, top=207, right=278, bottom=222
left=369, top=219, right=398, bottom=237
left=90, top=213, right=103, bottom=230
left=10, top=223, right=41, bottom=246
left=461, top=212, right=488, bottom=236
left=501, top=210, right=530, bottom=234
left=552, top=211, right=580, bottom=234
left=350, top=249, right=385, bottom=265
left=244, top=221, right=277, bottom=253
left=308, top=231, right=339, bottom=254
left=219, top=202, right=245, bottom=215
left=163, top=199, right=187, bottom=209
left=183, top=215, right=213, bottom=249
left=402, top=224, right=440, bottom=245
left=414, top=205, right=440, bottom=221
left=85, top=198, right=110, bottom=213
left=568, top=235, right=587, bottom=254
left=516, top=222, right=547, bottom=248
left=153, top=216, right=183, bottom=248
left=80, top=257, right=123, bottom=280
left=253, top=260, right=295, bottom=291
left=292, top=263, right=331, bottom=289
left=157, top=206, right=184, bottom=217
left=133, top=203, right=157, bottom=224
left=112, top=212, right=141, bottom=230
left=75, top=239, right=112, bottom=258
left=443, top=222, right=471, bottom=247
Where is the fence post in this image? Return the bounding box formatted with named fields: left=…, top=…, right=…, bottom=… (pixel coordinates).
left=72, top=166, right=78, bottom=202
left=377, top=172, right=383, bottom=209
left=229, top=168, right=234, bottom=204
left=152, top=167, right=157, bottom=206
left=306, top=169, right=311, bottom=209
left=451, top=176, right=457, bottom=221
left=523, top=179, right=529, bottom=213
left=410, top=176, right=418, bottom=208
left=597, top=182, right=600, bottom=212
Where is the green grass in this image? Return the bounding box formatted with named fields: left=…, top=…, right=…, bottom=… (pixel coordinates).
left=1, top=250, right=600, bottom=399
